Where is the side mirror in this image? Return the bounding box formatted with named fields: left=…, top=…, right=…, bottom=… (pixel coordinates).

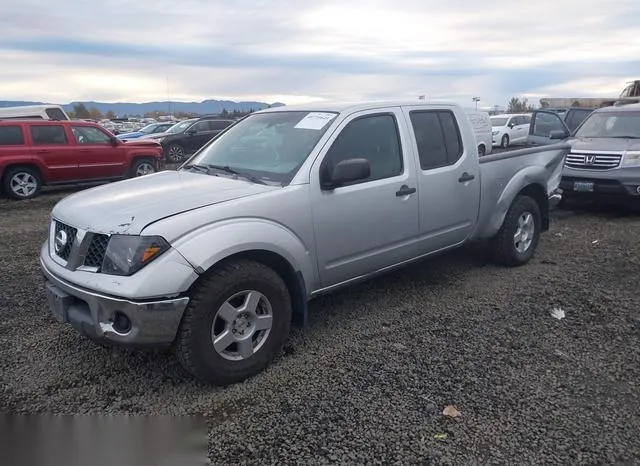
left=110, top=136, right=120, bottom=146
left=186, top=129, right=197, bottom=136
left=508, top=122, right=515, bottom=129
left=322, top=158, right=370, bottom=189
left=549, top=129, right=569, bottom=140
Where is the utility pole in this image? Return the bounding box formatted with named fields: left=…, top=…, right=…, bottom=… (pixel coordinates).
left=472, top=96, right=480, bottom=110
left=166, top=77, right=172, bottom=120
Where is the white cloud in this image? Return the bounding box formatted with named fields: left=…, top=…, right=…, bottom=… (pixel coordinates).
left=0, top=0, right=638, bottom=107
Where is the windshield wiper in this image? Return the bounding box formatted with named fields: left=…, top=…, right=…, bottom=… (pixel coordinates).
left=183, top=164, right=210, bottom=173
left=206, top=164, right=267, bottom=184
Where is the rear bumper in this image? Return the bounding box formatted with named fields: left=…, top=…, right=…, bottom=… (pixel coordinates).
left=41, top=257, right=189, bottom=346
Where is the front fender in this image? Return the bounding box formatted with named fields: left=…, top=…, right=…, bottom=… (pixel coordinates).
left=169, top=218, right=317, bottom=296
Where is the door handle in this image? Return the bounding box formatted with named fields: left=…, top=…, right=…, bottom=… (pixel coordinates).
left=35, top=150, right=50, bottom=154
left=458, top=172, right=475, bottom=183
left=396, top=185, right=416, bottom=196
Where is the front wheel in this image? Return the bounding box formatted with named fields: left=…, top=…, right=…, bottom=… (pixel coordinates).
left=174, top=260, right=292, bottom=385
left=130, top=158, right=157, bottom=177
left=165, top=144, right=185, bottom=163
left=478, top=145, right=486, bottom=157
left=500, top=134, right=510, bottom=149
left=490, top=195, right=541, bottom=266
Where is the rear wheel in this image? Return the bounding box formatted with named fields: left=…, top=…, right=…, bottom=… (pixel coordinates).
left=500, top=134, right=510, bottom=149
left=130, top=158, right=156, bottom=177
left=490, top=195, right=541, bottom=266
left=3, top=166, right=42, bottom=200
left=174, top=260, right=292, bottom=385
left=166, top=144, right=185, bottom=163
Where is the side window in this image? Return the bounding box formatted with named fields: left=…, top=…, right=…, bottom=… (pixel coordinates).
left=410, top=110, right=463, bottom=170
left=72, top=126, right=112, bottom=145
left=191, top=121, right=210, bottom=132
left=210, top=120, right=232, bottom=131
left=522, top=115, right=532, bottom=125
left=30, top=125, right=68, bottom=145
left=45, top=108, right=68, bottom=121
left=323, top=114, right=403, bottom=183
left=0, top=126, right=25, bottom=145
left=511, top=116, right=522, bottom=126
left=531, top=112, right=566, bottom=137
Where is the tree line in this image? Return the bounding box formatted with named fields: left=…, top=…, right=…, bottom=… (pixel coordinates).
left=67, top=102, right=257, bottom=120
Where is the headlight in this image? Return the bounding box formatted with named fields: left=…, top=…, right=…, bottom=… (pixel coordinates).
left=621, top=151, right=640, bottom=167
left=155, top=137, right=165, bottom=143
left=101, top=235, right=170, bottom=276
left=492, top=130, right=499, bottom=135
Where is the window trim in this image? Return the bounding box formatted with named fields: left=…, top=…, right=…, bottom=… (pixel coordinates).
left=409, top=109, right=464, bottom=171
left=29, top=125, right=69, bottom=145
left=320, top=111, right=405, bottom=188
left=0, top=125, right=26, bottom=146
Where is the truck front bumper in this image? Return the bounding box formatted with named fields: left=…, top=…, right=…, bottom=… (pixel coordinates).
left=41, top=258, right=190, bottom=346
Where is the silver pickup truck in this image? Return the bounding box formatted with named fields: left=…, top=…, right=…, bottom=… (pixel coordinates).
left=40, top=101, right=569, bottom=385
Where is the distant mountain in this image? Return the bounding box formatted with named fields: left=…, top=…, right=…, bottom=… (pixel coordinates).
left=0, top=99, right=286, bottom=117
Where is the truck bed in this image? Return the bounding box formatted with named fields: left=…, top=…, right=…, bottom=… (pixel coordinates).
left=473, top=143, right=571, bottom=239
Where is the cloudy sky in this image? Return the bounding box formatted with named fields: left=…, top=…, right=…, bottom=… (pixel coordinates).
left=1, top=0, right=638, bottom=108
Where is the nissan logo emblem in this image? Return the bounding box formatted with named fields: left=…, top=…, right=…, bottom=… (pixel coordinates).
left=54, top=230, right=68, bottom=253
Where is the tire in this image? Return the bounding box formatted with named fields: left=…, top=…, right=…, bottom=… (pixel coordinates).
left=478, top=145, right=486, bottom=157
left=165, top=144, right=185, bottom=163
left=500, top=134, right=510, bottom=149
left=174, top=260, right=292, bottom=385
left=130, top=158, right=157, bottom=178
left=2, top=166, right=42, bottom=200
left=490, top=195, right=541, bottom=266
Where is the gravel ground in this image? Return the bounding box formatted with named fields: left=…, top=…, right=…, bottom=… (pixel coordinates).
left=1, top=185, right=640, bottom=465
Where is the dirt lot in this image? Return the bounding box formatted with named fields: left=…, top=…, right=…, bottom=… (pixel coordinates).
left=1, top=186, right=639, bottom=465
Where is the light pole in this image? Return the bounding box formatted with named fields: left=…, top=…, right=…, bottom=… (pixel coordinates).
left=472, top=97, right=480, bottom=110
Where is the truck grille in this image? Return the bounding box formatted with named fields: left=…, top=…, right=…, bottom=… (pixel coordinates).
left=565, top=153, right=622, bottom=170
left=84, top=234, right=110, bottom=269
left=54, top=221, right=77, bottom=261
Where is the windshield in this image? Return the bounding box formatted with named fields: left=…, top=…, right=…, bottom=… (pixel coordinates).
left=574, top=112, right=640, bottom=139
left=167, top=120, right=196, bottom=134
left=490, top=117, right=508, bottom=127
left=183, top=111, right=338, bottom=184
left=138, top=124, right=158, bottom=134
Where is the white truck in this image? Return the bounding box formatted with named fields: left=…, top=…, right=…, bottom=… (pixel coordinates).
left=41, top=101, right=569, bottom=385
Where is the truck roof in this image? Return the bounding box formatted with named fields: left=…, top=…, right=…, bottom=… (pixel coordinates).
left=256, top=100, right=460, bottom=114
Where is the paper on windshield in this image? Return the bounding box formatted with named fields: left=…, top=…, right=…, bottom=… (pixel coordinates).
left=294, top=112, right=336, bottom=130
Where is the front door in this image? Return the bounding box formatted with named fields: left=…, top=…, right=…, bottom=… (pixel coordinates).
left=71, top=125, right=125, bottom=179
left=28, top=124, right=78, bottom=182
left=401, top=106, right=481, bottom=252
left=310, top=108, right=420, bottom=288
left=184, top=120, right=216, bottom=154
left=527, top=111, right=570, bottom=146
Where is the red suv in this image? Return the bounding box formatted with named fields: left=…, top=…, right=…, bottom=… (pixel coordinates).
left=0, top=120, right=164, bottom=200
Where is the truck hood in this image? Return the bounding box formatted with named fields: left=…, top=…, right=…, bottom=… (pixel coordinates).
left=138, top=132, right=172, bottom=140
left=120, top=138, right=161, bottom=147
left=52, top=171, right=278, bottom=235
left=570, top=137, right=640, bottom=153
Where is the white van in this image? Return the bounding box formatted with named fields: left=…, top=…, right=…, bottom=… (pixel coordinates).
left=0, top=105, right=70, bottom=121
left=464, top=108, right=493, bottom=156
left=490, top=113, right=531, bottom=148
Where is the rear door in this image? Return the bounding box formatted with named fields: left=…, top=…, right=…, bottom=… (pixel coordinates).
left=70, top=125, right=125, bottom=179
left=527, top=111, right=570, bottom=145
left=401, top=106, right=481, bottom=253
left=28, top=124, right=78, bottom=182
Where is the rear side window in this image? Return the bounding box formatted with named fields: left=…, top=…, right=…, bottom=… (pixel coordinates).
left=45, top=108, right=68, bottom=121
left=410, top=110, right=463, bottom=170
left=30, top=125, right=68, bottom=144
left=209, top=120, right=232, bottom=130
left=0, top=126, right=25, bottom=145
